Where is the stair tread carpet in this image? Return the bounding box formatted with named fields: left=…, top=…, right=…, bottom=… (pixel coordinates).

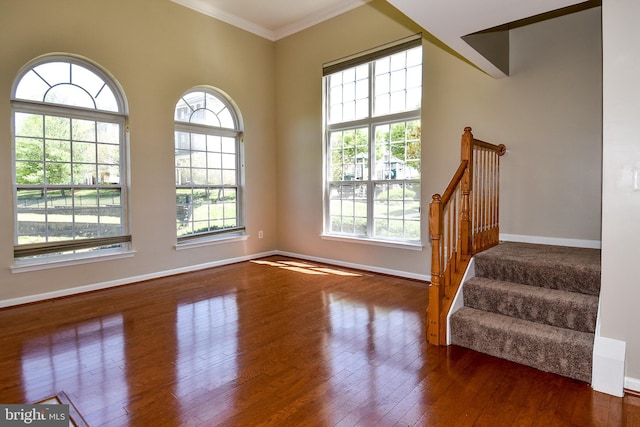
left=450, top=307, right=594, bottom=383
left=474, top=242, right=601, bottom=296
left=464, top=277, right=598, bottom=333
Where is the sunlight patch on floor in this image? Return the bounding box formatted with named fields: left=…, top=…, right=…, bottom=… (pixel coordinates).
left=251, top=259, right=362, bottom=276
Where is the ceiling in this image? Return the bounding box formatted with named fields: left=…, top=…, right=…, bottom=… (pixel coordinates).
left=170, top=0, right=372, bottom=41
left=171, top=0, right=597, bottom=78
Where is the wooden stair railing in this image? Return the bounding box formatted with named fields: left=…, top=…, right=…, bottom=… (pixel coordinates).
left=427, top=127, right=506, bottom=345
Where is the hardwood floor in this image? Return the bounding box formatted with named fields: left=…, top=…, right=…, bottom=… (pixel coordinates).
left=0, top=256, right=638, bottom=426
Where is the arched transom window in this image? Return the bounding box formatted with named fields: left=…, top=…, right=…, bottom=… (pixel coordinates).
left=174, top=87, right=244, bottom=241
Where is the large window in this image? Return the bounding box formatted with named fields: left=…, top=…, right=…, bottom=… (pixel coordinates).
left=323, top=36, right=422, bottom=243
left=11, top=55, right=129, bottom=261
left=174, top=87, right=244, bottom=242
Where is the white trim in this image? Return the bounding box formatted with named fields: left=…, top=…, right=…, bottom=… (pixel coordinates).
left=499, top=233, right=601, bottom=249
left=320, top=234, right=423, bottom=251
left=170, top=0, right=275, bottom=40
left=11, top=249, right=136, bottom=273
left=175, top=233, right=249, bottom=250
left=274, top=1, right=372, bottom=40
left=625, top=376, right=640, bottom=394
left=592, top=335, right=626, bottom=397
left=170, top=0, right=371, bottom=41
left=0, top=251, right=277, bottom=309
left=276, top=250, right=430, bottom=282
left=446, top=258, right=475, bottom=345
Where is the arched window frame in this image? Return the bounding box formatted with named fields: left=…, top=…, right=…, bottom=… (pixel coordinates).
left=174, top=86, right=245, bottom=243
left=10, top=54, right=130, bottom=264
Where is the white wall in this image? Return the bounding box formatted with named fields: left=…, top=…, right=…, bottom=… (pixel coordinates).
left=601, top=0, right=640, bottom=384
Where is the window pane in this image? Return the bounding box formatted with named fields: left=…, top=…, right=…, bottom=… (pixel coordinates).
left=98, top=143, right=119, bottom=165
left=16, top=161, right=44, bottom=185
left=73, top=163, right=97, bottom=185
left=176, top=168, right=191, bottom=185
left=71, top=65, right=103, bottom=97
left=329, top=128, right=368, bottom=181
left=176, top=189, right=193, bottom=232
left=45, top=84, right=95, bottom=109
left=207, top=152, right=222, bottom=169
left=222, top=170, right=236, bottom=186
left=46, top=162, right=71, bottom=185
left=15, top=113, right=43, bottom=137
left=72, top=119, right=96, bottom=142
left=46, top=140, right=71, bottom=162
left=221, top=137, right=235, bottom=153
left=207, top=169, right=222, bottom=186
left=98, top=165, right=119, bottom=184
left=222, top=153, right=235, bottom=169
left=16, top=138, right=43, bottom=161
left=218, top=109, right=234, bottom=128
left=191, top=109, right=220, bottom=127
left=373, top=182, right=420, bottom=240
left=191, top=133, right=206, bottom=151
left=46, top=188, right=74, bottom=240
left=45, top=116, right=70, bottom=140
left=328, top=183, right=367, bottom=235
left=191, top=168, right=207, bottom=185
left=97, top=122, right=119, bottom=144
left=15, top=71, right=50, bottom=102
left=191, top=151, right=207, bottom=168
left=73, top=142, right=97, bottom=164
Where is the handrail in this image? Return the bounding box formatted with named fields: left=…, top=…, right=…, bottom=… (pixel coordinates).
left=427, top=127, right=506, bottom=345
left=471, top=138, right=507, bottom=155
left=441, top=160, right=468, bottom=204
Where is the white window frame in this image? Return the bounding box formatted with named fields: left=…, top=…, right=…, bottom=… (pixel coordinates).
left=174, top=87, right=245, bottom=245
left=322, top=35, right=423, bottom=245
left=10, top=54, right=130, bottom=265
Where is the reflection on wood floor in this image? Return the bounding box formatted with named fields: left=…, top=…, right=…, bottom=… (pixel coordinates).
left=0, top=256, right=638, bottom=426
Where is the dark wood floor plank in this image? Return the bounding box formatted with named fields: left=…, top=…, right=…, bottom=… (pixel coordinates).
left=0, top=256, right=634, bottom=426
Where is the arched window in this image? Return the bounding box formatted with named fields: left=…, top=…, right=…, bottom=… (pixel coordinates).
left=11, top=55, right=129, bottom=261
left=174, top=87, right=244, bottom=241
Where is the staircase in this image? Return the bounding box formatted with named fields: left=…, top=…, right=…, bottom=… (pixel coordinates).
left=449, top=241, right=601, bottom=383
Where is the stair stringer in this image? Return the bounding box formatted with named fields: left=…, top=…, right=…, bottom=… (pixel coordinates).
left=446, top=257, right=475, bottom=345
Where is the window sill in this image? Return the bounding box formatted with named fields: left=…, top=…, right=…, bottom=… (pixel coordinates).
left=11, top=248, right=136, bottom=273
left=321, top=234, right=423, bottom=251
left=175, top=232, right=249, bottom=250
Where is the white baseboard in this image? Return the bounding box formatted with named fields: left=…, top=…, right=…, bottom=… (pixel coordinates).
left=625, top=376, right=640, bottom=394
left=0, top=250, right=278, bottom=309
left=276, top=251, right=431, bottom=283
left=499, top=233, right=601, bottom=249
left=592, top=336, right=626, bottom=397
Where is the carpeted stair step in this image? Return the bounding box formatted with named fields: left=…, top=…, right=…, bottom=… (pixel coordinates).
left=464, top=277, right=598, bottom=333
left=474, top=242, right=601, bottom=296
left=450, top=307, right=593, bottom=383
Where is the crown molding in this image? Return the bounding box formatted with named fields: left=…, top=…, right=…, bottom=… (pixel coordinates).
left=171, top=0, right=371, bottom=41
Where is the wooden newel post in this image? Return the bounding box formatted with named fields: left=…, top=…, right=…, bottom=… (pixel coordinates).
left=427, top=194, right=443, bottom=345
left=460, top=127, right=473, bottom=257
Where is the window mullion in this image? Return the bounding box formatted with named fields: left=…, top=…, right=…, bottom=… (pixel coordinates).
left=366, top=62, right=375, bottom=238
